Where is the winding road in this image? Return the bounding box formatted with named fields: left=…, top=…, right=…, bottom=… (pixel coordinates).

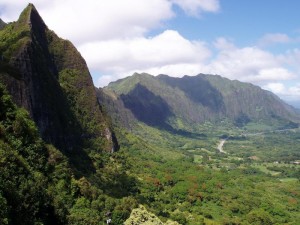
left=215, top=128, right=298, bottom=154
left=217, top=139, right=227, bottom=154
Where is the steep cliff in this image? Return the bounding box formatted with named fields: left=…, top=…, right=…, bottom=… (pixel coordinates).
left=157, top=74, right=299, bottom=125
left=0, top=4, right=118, bottom=152
left=0, top=19, right=6, bottom=30
left=0, top=5, right=128, bottom=223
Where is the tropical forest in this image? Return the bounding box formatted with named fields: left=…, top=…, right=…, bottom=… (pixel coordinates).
left=0, top=3, right=299, bottom=225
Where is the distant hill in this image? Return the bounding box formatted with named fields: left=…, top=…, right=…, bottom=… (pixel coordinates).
left=100, top=73, right=300, bottom=132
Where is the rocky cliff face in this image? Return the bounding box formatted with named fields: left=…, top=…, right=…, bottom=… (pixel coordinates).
left=0, top=19, right=6, bottom=30
left=0, top=4, right=117, bottom=152
left=157, top=74, right=299, bottom=125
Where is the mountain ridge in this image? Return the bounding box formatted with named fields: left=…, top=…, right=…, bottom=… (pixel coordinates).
left=102, top=72, right=299, bottom=132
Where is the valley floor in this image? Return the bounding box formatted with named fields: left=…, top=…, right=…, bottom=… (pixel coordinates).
left=119, top=124, right=300, bottom=225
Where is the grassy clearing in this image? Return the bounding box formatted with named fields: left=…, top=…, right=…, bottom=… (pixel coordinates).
left=252, top=164, right=281, bottom=176
left=193, top=155, right=203, bottom=163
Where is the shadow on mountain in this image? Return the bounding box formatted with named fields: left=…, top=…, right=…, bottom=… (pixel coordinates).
left=158, top=75, right=225, bottom=112
left=121, top=84, right=173, bottom=127
left=165, top=125, right=207, bottom=139
left=120, top=84, right=206, bottom=139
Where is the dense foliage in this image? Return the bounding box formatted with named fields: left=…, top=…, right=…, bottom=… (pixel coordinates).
left=1, top=82, right=299, bottom=224
left=0, top=83, right=51, bottom=224
left=100, top=72, right=300, bottom=224
left=0, top=83, right=139, bottom=224
left=116, top=123, right=300, bottom=225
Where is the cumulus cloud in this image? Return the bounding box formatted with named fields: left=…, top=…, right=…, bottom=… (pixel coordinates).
left=203, top=39, right=296, bottom=84
left=263, top=82, right=300, bottom=102
left=0, top=0, right=220, bottom=44
left=206, top=42, right=300, bottom=104
left=77, top=29, right=300, bottom=94
left=263, top=83, right=286, bottom=94
left=92, top=36, right=298, bottom=88
left=80, top=30, right=211, bottom=86
left=40, top=0, right=176, bottom=44
left=1, top=0, right=174, bottom=44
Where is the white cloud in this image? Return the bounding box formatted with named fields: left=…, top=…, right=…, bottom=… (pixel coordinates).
left=280, top=48, right=300, bottom=73
left=0, top=0, right=174, bottom=44
left=263, top=82, right=300, bottom=102
left=79, top=30, right=211, bottom=86
left=40, top=0, right=176, bottom=44
left=258, top=33, right=291, bottom=47
left=88, top=35, right=298, bottom=92
left=263, top=83, right=285, bottom=94
left=0, top=0, right=220, bottom=45
left=203, top=39, right=296, bottom=84
left=171, top=0, right=220, bottom=17
left=213, top=37, right=235, bottom=50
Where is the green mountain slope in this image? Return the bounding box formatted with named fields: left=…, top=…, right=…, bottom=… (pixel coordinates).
left=0, top=4, right=117, bottom=153
left=0, top=4, right=138, bottom=225
left=103, top=73, right=299, bottom=131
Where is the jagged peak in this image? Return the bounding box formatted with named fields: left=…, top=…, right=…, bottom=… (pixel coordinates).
left=17, top=3, right=47, bottom=30
left=0, top=18, right=7, bottom=30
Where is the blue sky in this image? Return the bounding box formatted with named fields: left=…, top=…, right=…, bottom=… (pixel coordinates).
left=1, top=0, right=300, bottom=106
left=168, top=1, right=300, bottom=46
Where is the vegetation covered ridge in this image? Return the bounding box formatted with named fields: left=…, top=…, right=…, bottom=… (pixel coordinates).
left=0, top=4, right=138, bottom=225
left=0, top=3, right=118, bottom=153
left=103, top=72, right=300, bottom=133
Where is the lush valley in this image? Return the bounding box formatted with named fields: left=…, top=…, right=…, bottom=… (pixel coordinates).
left=110, top=121, right=300, bottom=224
left=0, top=4, right=299, bottom=225
left=100, top=73, right=300, bottom=224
